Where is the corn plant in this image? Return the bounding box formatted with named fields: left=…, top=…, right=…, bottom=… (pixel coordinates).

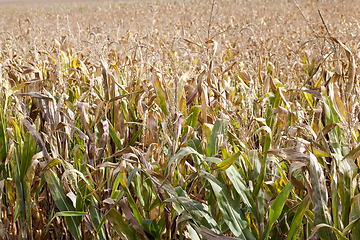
left=1, top=0, right=360, bottom=239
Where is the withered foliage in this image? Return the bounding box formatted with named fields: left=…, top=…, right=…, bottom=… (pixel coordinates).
left=1, top=0, right=360, bottom=239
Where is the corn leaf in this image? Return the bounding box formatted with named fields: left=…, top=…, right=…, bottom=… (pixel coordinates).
left=44, top=169, right=82, bottom=240
left=263, top=182, right=293, bottom=240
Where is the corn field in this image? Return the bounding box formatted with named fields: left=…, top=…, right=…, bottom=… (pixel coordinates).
left=1, top=0, right=360, bottom=239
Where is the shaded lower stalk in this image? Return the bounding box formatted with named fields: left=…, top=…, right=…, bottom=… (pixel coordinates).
left=21, top=181, right=31, bottom=240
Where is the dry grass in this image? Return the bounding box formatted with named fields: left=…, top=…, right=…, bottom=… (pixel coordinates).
left=1, top=0, right=360, bottom=239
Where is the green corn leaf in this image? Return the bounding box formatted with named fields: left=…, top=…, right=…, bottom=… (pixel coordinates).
left=19, top=132, right=35, bottom=182
left=308, top=224, right=348, bottom=240
left=343, top=216, right=360, bottom=236
left=108, top=121, right=122, bottom=150
left=214, top=152, right=240, bottom=171
left=110, top=173, right=121, bottom=199
left=106, top=208, right=137, bottom=239
left=286, top=195, right=310, bottom=240
left=89, top=198, right=107, bottom=240
left=263, top=182, right=293, bottom=240
left=186, top=106, right=201, bottom=128
left=174, top=188, right=221, bottom=233
left=348, top=194, right=360, bottom=238
left=331, top=161, right=342, bottom=230
left=129, top=126, right=143, bottom=146
left=11, top=121, right=31, bottom=237
left=46, top=211, right=87, bottom=228
left=187, top=139, right=204, bottom=168
left=119, top=168, right=144, bottom=224
left=254, top=126, right=271, bottom=196
left=0, top=105, right=7, bottom=164
left=225, top=166, right=257, bottom=220
left=206, top=119, right=228, bottom=157
left=197, top=226, right=242, bottom=240
left=166, top=146, right=203, bottom=177
left=202, top=172, right=256, bottom=240
left=44, top=169, right=81, bottom=240
left=142, top=219, right=161, bottom=240
left=21, top=119, right=51, bottom=161
left=338, top=157, right=357, bottom=228
left=188, top=224, right=201, bottom=240
left=310, top=153, right=337, bottom=240
left=152, top=70, right=168, bottom=117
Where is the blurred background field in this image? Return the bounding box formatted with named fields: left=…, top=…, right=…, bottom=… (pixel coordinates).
left=1, top=0, right=360, bottom=239
left=0, top=0, right=154, bottom=6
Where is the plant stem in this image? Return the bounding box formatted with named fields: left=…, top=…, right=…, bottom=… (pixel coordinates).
left=207, top=0, right=216, bottom=41
left=252, top=170, right=262, bottom=240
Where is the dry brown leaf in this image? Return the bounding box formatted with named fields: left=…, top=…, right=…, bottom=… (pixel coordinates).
left=15, top=92, right=53, bottom=100
left=289, top=162, right=307, bottom=190
left=119, top=199, right=149, bottom=239
left=197, top=226, right=239, bottom=240
left=265, top=148, right=310, bottom=162
left=272, top=106, right=289, bottom=126
left=96, top=119, right=109, bottom=165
